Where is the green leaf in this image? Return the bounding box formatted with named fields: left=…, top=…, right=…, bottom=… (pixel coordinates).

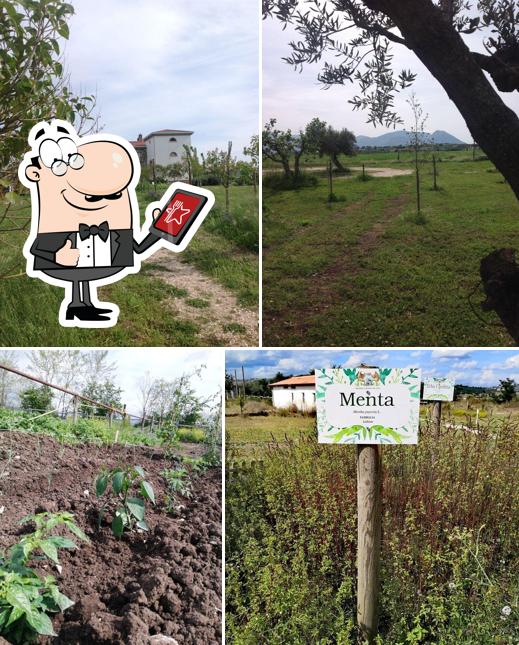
left=112, top=514, right=124, bottom=538
left=126, top=497, right=145, bottom=521
left=137, top=520, right=149, bottom=531
left=25, top=609, right=56, bottom=636
left=0, top=608, right=10, bottom=628
left=112, top=471, right=125, bottom=494
left=5, top=587, right=32, bottom=613
left=95, top=473, right=108, bottom=496
left=50, top=586, right=74, bottom=612
left=134, top=465, right=145, bottom=478
left=64, top=521, right=89, bottom=543
left=39, top=540, right=59, bottom=564
left=5, top=606, right=23, bottom=628
left=46, top=536, right=76, bottom=550
left=140, top=480, right=155, bottom=504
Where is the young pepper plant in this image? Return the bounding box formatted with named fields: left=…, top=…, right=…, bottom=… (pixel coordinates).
left=0, top=511, right=88, bottom=643
left=95, top=465, right=155, bottom=537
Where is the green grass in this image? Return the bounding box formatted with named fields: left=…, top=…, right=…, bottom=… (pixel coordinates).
left=226, top=417, right=519, bottom=643
left=226, top=413, right=315, bottom=460
left=182, top=185, right=259, bottom=308
left=263, top=153, right=518, bottom=345
left=0, top=182, right=258, bottom=345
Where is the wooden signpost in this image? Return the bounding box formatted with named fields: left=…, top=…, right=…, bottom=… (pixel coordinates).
left=316, top=365, right=421, bottom=642
left=422, top=377, right=455, bottom=437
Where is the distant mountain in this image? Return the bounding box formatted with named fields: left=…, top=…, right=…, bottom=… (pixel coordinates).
left=355, top=129, right=466, bottom=147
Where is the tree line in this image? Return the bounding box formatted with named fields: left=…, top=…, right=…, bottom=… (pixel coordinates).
left=0, top=350, right=216, bottom=429
left=263, top=117, right=356, bottom=181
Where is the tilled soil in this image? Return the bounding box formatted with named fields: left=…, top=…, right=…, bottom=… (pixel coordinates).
left=0, top=431, right=222, bottom=645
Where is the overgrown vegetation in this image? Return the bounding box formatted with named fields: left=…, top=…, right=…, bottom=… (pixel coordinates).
left=0, top=512, right=88, bottom=643
left=226, top=418, right=519, bottom=643
left=0, top=407, right=159, bottom=446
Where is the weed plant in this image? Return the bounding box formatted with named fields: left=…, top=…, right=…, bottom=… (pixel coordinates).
left=226, top=418, right=519, bottom=643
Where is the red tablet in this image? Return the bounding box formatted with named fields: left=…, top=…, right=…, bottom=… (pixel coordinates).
left=151, top=188, right=208, bottom=245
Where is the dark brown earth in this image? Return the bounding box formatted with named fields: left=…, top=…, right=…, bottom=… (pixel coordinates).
left=0, top=431, right=222, bottom=645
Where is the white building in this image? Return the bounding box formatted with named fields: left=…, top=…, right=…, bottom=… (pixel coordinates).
left=130, top=129, right=194, bottom=167
left=269, top=375, right=316, bottom=412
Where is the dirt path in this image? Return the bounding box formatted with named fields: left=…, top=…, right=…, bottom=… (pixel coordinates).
left=263, top=166, right=413, bottom=177
left=293, top=193, right=409, bottom=335
left=146, top=250, right=258, bottom=346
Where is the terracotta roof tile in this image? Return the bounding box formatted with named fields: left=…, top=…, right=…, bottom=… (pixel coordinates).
left=269, top=375, right=316, bottom=387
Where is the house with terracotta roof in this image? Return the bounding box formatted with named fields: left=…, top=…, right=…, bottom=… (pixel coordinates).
left=269, top=375, right=316, bottom=411
left=130, top=129, right=194, bottom=167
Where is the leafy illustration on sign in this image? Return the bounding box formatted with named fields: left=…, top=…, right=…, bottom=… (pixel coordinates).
left=317, top=367, right=421, bottom=445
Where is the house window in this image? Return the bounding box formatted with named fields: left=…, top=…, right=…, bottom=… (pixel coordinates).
left=170, top=151, right=178, bottom=157
left=313, top=392, right=316, bottom=401
left=169, top=137, right=177, bottom=142
left=291, top=393, right=294, bottom=402
left=302, top=392, right=305, bottom=402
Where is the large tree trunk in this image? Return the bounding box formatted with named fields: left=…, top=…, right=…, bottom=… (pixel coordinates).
left=365, top=0, right=519, bottom=200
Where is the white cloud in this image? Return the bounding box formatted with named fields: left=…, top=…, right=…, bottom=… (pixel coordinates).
left=431, top=349, right=472, bottom=360
left=64, top=0, right=258, bottom=157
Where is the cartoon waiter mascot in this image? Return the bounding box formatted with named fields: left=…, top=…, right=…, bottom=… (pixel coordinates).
left=19, top=120, right=214, bottom=328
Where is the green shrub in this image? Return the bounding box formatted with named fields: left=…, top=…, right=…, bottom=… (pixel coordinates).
left=263, top=172, right=318, bottom=191
left=202, top=203, right=258, bottom=252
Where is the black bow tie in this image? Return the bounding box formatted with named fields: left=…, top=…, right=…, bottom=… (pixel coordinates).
left=79, top=221, right=110, bottom=242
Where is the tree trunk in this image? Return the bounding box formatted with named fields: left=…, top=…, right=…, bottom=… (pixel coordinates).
left=332, top=152, right=346, bottom=172
left=365, top=0, right=519, bottom=200
left=294, top=151, right=303, bottom=179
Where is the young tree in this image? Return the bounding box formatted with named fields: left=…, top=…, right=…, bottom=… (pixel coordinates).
left=406, top=93, right=431, bottom=214
left=0, top=1, right=98, bottom=183
left=263, top=0, right=519, bottom=200
left=183, top=145, right=203, bottom=185
left=137, top=371, right=156, bottom=431
left=202, top=143, right=236, bottom=217
left=0, top=351, right=18, bottom=408
left=243, top=134, right=259, bottom=192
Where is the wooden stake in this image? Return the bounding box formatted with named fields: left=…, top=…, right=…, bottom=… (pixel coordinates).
left=357, top=444, right=382, bottom=642
left=72, top=395, right=79, bottom=424
left=432, top=400, right=442, bottom=438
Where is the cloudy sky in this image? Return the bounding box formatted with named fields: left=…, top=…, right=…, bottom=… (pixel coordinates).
left=226, top=349, right=519, bottom=387
left=8, top=349, right=223, bottom=419
left=63, top=0, right=258, bottom=157
left=264, top=12, right=519, bottom=141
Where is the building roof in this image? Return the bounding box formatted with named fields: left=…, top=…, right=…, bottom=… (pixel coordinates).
left=269, top=375, right=316, bottom=387
left=143, top=129, right=194, bottom=140
left=129, top=140, right=146, bottom=148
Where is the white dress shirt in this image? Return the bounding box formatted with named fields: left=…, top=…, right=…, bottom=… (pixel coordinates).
left=76, top=233, right=112, bottom=268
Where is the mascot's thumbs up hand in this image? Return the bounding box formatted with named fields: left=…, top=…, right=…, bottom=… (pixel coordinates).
left=56, top=239, right=80, bottom=266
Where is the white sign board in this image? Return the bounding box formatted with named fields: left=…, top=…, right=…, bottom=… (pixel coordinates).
left=316, top=367, right=421, bottom=444
left=422, top=377, right=455, bottom=401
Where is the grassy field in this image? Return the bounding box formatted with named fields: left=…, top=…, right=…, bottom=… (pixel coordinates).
left=263, top=149, right=519, bottom=346
left=0, top=182, right=258, bottom=346
left=226, top=411, right=314, bottom=459
left=226, top=413, right=519, bottom=643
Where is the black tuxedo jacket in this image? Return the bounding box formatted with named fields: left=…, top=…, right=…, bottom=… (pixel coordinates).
left=30, top=229, right=158, bottom=270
